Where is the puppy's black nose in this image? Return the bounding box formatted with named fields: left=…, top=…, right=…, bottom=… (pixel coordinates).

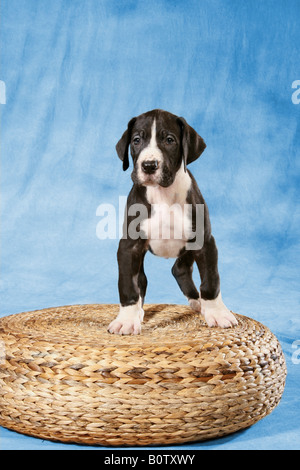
left=141, top=160, right=158, bottom=174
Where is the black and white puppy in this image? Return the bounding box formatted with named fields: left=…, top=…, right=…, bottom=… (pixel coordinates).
left=108, top=109, right=237, bottom=335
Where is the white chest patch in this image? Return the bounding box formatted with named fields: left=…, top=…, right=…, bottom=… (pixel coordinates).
left=140, top=164, right=193, bottom=258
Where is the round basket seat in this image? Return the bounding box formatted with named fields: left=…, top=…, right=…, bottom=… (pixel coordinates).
left=0, top=304, right=286, bottom=446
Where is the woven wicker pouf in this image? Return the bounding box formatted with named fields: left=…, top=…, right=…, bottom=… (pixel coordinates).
left=0, top=304, right=286, bottom=446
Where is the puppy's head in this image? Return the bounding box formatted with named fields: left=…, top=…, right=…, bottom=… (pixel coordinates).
left=116, top=109, right=206, bottom=187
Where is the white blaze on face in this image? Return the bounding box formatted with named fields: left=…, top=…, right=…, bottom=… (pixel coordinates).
left=137, top=119, right=163, bottom=185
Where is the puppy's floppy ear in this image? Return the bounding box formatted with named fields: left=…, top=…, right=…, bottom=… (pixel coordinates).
left=177, top=117, right=206, bottom=171
left=116, top=117, right=136, bottom=171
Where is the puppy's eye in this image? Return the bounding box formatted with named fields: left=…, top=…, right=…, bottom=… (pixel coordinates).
left=133, top=137, right=141, bottom=145
left=166, top=136, right=175, bottom=144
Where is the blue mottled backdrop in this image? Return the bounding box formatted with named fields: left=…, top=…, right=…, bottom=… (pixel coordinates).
left=1, top=0, right=299, bottom=450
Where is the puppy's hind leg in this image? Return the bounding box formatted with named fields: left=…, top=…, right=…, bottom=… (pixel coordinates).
left=195, top=236, right=237, bottom=328
left=171, top=251, right=202, bottom=313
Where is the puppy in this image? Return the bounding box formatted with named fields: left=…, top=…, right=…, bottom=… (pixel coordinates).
left=108, top=109, right=237, bottom=335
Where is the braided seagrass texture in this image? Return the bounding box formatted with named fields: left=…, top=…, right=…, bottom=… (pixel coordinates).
left=0, top=304, right=286, bottom=446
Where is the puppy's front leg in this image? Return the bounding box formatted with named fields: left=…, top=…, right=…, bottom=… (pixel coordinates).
left=108, top=238, right=146, bottom=335
left=108, top=298, right=144, bottom=335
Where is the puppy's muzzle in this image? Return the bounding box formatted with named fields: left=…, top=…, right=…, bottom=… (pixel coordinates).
left=141, top=160, right=159, bottom=175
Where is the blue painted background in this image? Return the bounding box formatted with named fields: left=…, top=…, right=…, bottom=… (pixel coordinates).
left=1, top=0, right=299, bottom=450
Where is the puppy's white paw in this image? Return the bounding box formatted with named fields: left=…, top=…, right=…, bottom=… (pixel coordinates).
left=108, top=300, right=144, bottom=335
left=201, top=293, right=238, bottom=328
left=108, top=317, right=142, bottom=335
left=204, top=308, right=237, bottom=328
left=188, top=297, right=202, bottom=313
